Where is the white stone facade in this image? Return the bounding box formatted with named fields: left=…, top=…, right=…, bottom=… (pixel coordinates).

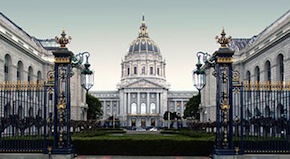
left=91, top=17, right=196, bottom=127
left=201, top=10, right=290, bottom=122
left=0, top=13, right=87, bottom=120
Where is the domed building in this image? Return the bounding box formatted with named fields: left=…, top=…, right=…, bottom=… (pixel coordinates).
left=91, top=16, right=195, bottom=127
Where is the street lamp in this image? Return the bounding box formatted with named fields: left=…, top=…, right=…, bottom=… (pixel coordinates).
left=80, top=54, right=94, bottom=91
left=192, top=54, right=206, bottom=92
left=71, top=51, right=94, bottom=92
left=192, top=51, right=215, bottom=92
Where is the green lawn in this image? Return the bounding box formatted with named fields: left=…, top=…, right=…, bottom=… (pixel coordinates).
left=73, top=133, right=203, bottom=141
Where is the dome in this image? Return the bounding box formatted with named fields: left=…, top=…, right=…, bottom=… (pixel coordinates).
left=127, top=16, right=161, bottom=54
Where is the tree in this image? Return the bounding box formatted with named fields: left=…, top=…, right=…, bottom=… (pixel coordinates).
left=183, top=93, right=201, bottom=120
left=163, top=111, right=178, bottom=129
left=86, top=93, right=103, bottom=120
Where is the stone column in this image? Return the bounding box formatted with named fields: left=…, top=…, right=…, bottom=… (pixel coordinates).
left=147, top=92, right=150, bottom=114
left=181, top=101, right=184, bottom=116
left=110, top=100, right=114, bottom=115
left=117, top=101, right=119, bottom=115
left=103, top=101, right=106, bottom=117
left=128, top=92, right=131, bottom=114
left=157, top=93, right=160, bottom=114
left=160, top=93, right=162, bottom=114
left=137, top=92, right=140, bottom=114
left=174, top=100, right=177, bottom=112
left=124, top=93, right=127, bottom=114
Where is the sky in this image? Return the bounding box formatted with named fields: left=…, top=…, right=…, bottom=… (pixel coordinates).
left=0, top=1, right=289, bottom=91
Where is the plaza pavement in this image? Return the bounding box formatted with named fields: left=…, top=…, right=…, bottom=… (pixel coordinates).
left=76, top=156, right=209, bottom=159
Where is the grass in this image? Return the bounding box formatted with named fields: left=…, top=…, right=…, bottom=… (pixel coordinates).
left=73, top=133, right=198, bottom=141
left=72, top=129, right=216, bottom=143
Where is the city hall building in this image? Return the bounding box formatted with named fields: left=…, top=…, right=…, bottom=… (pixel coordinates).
left=0, top=13, right=87, bottom=120
left=90, top=17, right=196, bottom=127
left=0, top=12, right=195, bottom=126
left=200, top=10, right=290, bottom=122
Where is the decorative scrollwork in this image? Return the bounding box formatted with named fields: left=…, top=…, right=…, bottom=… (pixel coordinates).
left=232, top=69, right=240, bottom=82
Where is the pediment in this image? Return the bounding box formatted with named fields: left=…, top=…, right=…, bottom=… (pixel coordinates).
left=126, top=79, right=163, bottom=89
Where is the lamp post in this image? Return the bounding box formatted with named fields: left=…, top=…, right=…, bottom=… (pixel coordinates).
left=51, top=30, right=94, bottom=154
left=72, top=51, right=94, bottom=92
left=192, top=53, right=206, bottom=92
left=192, top=28, right=236, bottom=155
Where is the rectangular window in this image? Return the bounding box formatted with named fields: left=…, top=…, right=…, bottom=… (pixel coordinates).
left=150, top=67, right=153, bottom=75
left=127, top=68, right=130, bottom=75
left=134, top=67, right=137, bottom=74
left=157, top=68, right=160, bottom=75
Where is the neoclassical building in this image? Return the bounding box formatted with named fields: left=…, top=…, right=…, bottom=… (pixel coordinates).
left=0, top=12, right=87, bottom=120
left=200, top=10, right=290, bottom=122
left=91, top=16, right=196, bottom=127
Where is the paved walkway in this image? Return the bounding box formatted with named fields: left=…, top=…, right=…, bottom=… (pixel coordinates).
left=76, top=156, right=208, bottom=159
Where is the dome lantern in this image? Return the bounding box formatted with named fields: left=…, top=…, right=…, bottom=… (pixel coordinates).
left=128, top=15, right=161, bottom=54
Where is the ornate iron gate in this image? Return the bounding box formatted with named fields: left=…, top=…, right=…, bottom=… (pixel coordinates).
left=232, top=81, right=290, bottom=154
left=0, top=81, right=54, bottom=153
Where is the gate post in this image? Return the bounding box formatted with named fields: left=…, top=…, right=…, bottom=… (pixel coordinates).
left=213, top=29, right=235, bottom=155
left=52, top=30, right=74, bottom=154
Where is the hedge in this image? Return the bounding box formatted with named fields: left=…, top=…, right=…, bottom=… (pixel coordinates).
left=73, top=137, right=214, bottom=156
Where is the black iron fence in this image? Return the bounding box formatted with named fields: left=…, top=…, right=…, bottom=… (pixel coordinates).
left=0, top=81, right=51, bottom=153
left=187, top=81, right=290, bottom=154
left=232, top=81, right=290, bottom=154
left=0, top=81, right=103, bottom=153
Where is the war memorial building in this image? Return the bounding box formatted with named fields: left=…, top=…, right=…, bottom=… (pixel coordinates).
left=200, top=10, right=290, bottom=123
left=0, top=12, right=87, bottom=121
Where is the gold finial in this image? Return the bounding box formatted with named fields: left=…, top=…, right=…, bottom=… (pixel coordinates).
left=55, top=30, right=72, bottom=48
left=215, top=27, right=231, bottom=48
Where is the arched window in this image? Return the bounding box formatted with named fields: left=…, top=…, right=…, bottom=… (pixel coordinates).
left=17, top=61, right=23, bottom=81
left=28, top=66, right=33, bottom=82
left=141, top=66, right=145, bottom=74
left=4, top=54, right=11, bottom=81
left=265, top=61, right=271, bottom=82
left=150, top=103, right=156, bottom=114
left=157, top=68, right=160, bottom=76
left=246, top=71, right=251, bottom=83
left=277, top=54, right=284, bottom=82
left=255, top=66, right=260, bottom=99
left=150, top=67, right=153, bottom=75
left=127, top=67, right=130, bottom=75
left=37, top=71, right=42, bottom=83
left=141, top=103, right=146, bottom=114
left=255, top=66, right=260, bottom=82
left=131, top=103, right=137, bottom=114
left=134, top=66, right=137, bottom=74
left=246, top=71, right=251, bottom=100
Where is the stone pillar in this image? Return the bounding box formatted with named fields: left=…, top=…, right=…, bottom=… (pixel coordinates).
left=160, top=93, right=163, bottom=114
left=137, top=92, right=140, bottom=114
left=147, top=92, right=150, bottom=114
left=124, top=93, right=127, bottom=114
left=174, top=100, right=177, bottom=112
left=181, top=101, right=184, bottom=116
left=103, top=101, right=106, bottom=117
left=128, top=92, right=131, bottom=114
left=117, top=101, right=119, bottom=115
left=156, top=93, right=160, bottom=114
left=110, top=100, right=113, bottom=115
